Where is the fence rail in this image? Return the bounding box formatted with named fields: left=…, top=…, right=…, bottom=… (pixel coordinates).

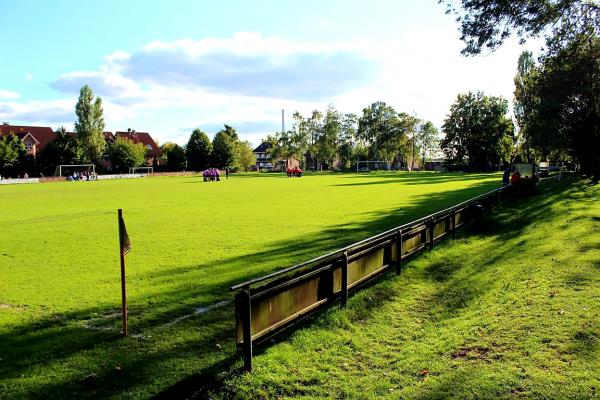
left=231, top=184, right=512, bottom=371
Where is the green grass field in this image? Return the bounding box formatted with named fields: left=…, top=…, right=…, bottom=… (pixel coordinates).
left=212, top=176, right=600, bottom=399
left=0, top=172, right=502, bottom=399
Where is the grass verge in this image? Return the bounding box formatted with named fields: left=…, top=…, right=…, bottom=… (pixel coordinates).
left=211, top=176, right=600, bottom=399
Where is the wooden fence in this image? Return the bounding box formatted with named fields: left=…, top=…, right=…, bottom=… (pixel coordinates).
left=230, top=184, right=512, bottom=371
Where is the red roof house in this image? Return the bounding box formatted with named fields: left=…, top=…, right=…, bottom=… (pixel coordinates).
left=0, top=123, right=56, bottom=157
left=115, top=129, right=161, bottom=165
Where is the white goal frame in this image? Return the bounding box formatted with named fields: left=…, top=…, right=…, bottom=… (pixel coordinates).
left=55, top=164, right=96, bottom=177
left=356, top=160, right=390, bottom=172
left=129, top=166, right=153, bottom=174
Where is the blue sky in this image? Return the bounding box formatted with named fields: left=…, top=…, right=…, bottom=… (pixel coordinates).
left=0, top=0, right=542, bottom=146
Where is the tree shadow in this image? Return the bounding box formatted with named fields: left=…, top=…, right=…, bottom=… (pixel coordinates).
left=330, top=172, right=500, bottom=187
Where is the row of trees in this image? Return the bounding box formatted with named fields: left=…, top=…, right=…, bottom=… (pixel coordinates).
left=0, top=84, right=257, bottom=176
left=159, top=125, right=256, bottom=172
left=442, top=0, right=599, bottom=177
left=266, top=104, right=440, bottom=171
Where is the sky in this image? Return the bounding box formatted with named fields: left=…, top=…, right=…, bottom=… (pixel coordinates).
left=0, top=0, right=544, bottom=146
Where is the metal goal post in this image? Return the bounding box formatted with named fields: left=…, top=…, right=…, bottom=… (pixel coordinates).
left=55, top=164, right=96, bottom=177
left=356, top=160, right=390, bottom=172
left=128, top=166, right=154, bottom=174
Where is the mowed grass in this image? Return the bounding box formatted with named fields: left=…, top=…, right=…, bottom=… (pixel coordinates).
left=0, top=172, right=501, bottom=399
left=212, top=176, right=600, bottom=399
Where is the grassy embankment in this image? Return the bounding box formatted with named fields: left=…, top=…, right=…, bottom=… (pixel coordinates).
left=0, top=172, right=501, bottom=399
left=211, top=176, right=600, bottom=399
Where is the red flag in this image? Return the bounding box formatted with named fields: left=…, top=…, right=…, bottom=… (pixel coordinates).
left=119, top=212, right=131, bottom=255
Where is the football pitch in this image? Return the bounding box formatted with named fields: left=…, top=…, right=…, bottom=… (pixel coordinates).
left=0, top=172, right=500, bottom=398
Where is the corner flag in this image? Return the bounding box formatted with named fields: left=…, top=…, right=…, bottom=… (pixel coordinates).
left=118, top=210, right=131, bottom=255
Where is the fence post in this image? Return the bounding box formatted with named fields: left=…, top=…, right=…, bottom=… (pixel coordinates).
left=396, top=229, right=403, bottom=275
left=429, top=218, right=434, bottom=250
left=451, top=209, right=456, bottom=239
left=341, top=251, right=349, bottom=307
left=242, top=286, right=253, bottom=372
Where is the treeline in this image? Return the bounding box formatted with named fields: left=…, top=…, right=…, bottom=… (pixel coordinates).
left=266, top=103, right=440, bottom=171
left=441, top=0, right=599, bottom=178
left=159, top=125, right=256, bottom=172
left=0, top=85, right=257, bottom=177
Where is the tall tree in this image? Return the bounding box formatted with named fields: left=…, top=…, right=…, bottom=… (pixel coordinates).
left=290, top=111, right=310, bottom=169
left=442, top=91, right=515, bottom=170
left=358, top=102, right=412, bottom=165
left=417, top=121, right=440, bottom=167
left=439, top=0, right=599, bottom=56
left=513, top=51, right=538, bottom=162
left=211, top=126, right=239, bottom=168
left=338, top=113, right=358, bottom=169
left=74, top=85, right=105, bottom=163
left=185, top=129, right=212, bottom=170
left=306, top=110, right=323, bottom=169
left=317, top=105, right=341, bottom=169
left=519, top=34, right=600, bottom=176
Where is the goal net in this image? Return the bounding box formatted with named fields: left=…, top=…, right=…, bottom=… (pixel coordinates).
left=55, top=164, right=96, bottom=177
left=128, top=166, right=153, bottom=174
left=356, top=160, right=390, bottom=172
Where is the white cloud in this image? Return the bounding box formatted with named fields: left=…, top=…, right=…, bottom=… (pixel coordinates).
left=101, top=32, right=377, bottom=100
left=25, top=74, right=33, bottom=81
left=8, top=30, right=543, bottom=146
left=52, top=71, right=141, bottom=98
left=0, top=90, right=20, bottom=100
left=0, top=99, right=74, bottom=125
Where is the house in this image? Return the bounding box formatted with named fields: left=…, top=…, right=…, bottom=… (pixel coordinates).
left=115, top=129, right=161, bottom=166
left=252, top=142, right=300, bottom=171
left=253, top=142, right=274, bottom=170
left=0, top=123, right=56, bottom=157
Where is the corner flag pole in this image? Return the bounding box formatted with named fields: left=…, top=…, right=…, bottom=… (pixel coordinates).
left=118, top=209, right=131, bottom=336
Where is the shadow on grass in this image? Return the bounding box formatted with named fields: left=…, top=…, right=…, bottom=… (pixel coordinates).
left=1, top=177, right=508, bottom=399
left=330, top=172, right=500, bottom=187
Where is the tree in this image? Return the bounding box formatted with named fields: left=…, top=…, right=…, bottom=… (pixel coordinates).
left=75, top=85, right=105, bottom=163
left=107, top=137, right=146, bottom=172
left=441, top=91, right=515, bottom=170
left=417, top=121, right=440, bottom=167
left=185, top=129, right=212, bottom=170
left=518, top=34, right=600, bottom=176
left=0, top=133, right=26, bottom=177
left=358, top=102, right=413, bottom=165
left=38, top=127, right=83, bottom=175
left=237, top=141, right=257, bottom=171
left=264, top=135, right=284, bottom=170
left=290, top=111, right=310, bottom=169
left=440, top=0, right=599, bottom=56
left=160, top=142, right=187, bottom=171
left=211, top=125, right=239, bottom=168
left=338, top=113, right=358, bottom=169
left=317, top=105, right=341, bottom=169
left=306, top=110, right=323, bottom=169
